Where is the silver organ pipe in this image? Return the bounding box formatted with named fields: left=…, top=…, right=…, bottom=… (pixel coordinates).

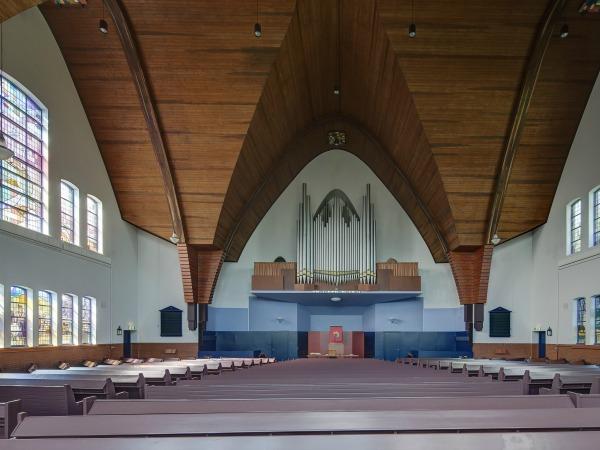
left=296, top=183, right=376, bottom=286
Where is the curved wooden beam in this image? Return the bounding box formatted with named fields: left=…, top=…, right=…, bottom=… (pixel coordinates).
left=486, top=0, right=567, bottom=244
left=104, top=0, right=185, bottom=242
left=222, top=115, right=449, bottom=263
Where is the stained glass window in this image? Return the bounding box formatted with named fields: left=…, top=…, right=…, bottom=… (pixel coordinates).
left=86, top=196, right=101, bottom=252
left=61, top=294, right=74, bottom=345
left=10, top=286, right=27, bottom=347
left=38, top=291, right=53, bottom=346
left=576, top=297, right=586, bottom=344
left=1, top=75, right=47, bottom=233
left=593, top=189, right=600, bottom=247
left=81, top=296, right=94, bottom=345
left=570, top=199, right=582, bottom=254
left=60, top=181, right=76, bottom=244
left=595, top=296, right=600, bottom=345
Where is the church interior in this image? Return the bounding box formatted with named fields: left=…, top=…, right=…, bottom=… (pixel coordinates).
left=0, top=0, right=600, bottom=447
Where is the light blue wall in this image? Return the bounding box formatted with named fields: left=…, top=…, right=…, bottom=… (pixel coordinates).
left=310, top=315, right=364, bottom=331
left=373, top=300, right=424, bottom=332
left=423, top=308, right=465, bottom=332
left=249, top=298, right=298, bottom=331
left=207, top=299, right=463, bottom=333
left=363, top=305, right=375, bottom=332
left=298, top=305, right=311, bottom=332
left=207, top=306, right=248, bottom=331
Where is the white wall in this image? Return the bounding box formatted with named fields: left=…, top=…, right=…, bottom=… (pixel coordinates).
left=530, top=71, right=600, bottom=347
left=136, top=232, right=192, bottom=343
left=476, top=72, right=600, bottom=346
left=0, top=8, right=138, bottom=346
left=213, top=150, right=460, bottom=310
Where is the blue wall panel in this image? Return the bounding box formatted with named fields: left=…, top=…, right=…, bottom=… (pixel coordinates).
left=373, top=300, right=423, bottom=331
left=310, top=314, right=364, bottom=331
left=207, top=307, right=248, bottom=331
left=205, top=300, right=470, bottom=360
left=422, top=308, right=464, bottom=331
left=249, top=298, right=298, bottom=331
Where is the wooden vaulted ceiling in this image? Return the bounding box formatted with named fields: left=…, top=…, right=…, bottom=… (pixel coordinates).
left=11, top=1, right=600, bottom=264
left=1, top=0, right=44, bottom=23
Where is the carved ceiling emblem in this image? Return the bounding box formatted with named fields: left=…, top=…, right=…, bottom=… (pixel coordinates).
left=328, top=131, right=346, bottom=147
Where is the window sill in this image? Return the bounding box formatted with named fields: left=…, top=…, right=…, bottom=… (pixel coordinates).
left=0, top=344, right=101, bottom=353
left=0, top=220, right=110, bottom=266
left=558, top=245, right=600, bottom=269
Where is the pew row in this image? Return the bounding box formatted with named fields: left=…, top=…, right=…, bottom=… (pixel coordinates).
left=12, top=408, right=600, bottom=438
left=2, top=432, right=599, bottom=450
left=85, top=395, right=575, bottom=415
left=0, top=385, right=91, bottom=416
left=0, top=400, right=20, bottom=439
left=0, top=375, right=128, bottom=400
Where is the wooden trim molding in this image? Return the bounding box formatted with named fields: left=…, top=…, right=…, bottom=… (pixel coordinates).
left=0, top=344, right=118, bottom=371
left=487, top=0, right=568, bottom=243
left=448, top=245, right=493, bottom=304
left=103, top=0, right=185, bottom=242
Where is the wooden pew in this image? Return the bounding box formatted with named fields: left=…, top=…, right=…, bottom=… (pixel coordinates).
left=539, top=374, right=600, bottom=395
left=0, top=385, right=89, bottom=416
left=85, top=395, right=575, bottom=415
left=0, top=400, right=21, bottom=439
left=145, top=381, right=525, bottom=400
left=4, top=432, right=600, bottom=450
left=43, top=367, right=179, bottom=384
left=12, top=408, right=600, bottom=438
left=568, top=392, right=600, bottom=408
left=0, top=376, right=124, bottom=400
left=16, top=372, right=145, bottom=399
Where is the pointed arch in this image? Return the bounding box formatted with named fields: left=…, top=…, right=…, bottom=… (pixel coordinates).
left=217, top=116, right=454, bottom=263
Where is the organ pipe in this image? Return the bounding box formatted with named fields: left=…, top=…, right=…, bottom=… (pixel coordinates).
left=296, top=183, right=376, bottom=285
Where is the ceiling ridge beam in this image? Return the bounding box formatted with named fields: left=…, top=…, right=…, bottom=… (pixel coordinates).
left=104, top=0, right=185, bottom=242
left=486, top=0, right=567, bottom=244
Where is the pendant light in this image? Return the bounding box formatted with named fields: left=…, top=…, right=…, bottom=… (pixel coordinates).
left=99, top=0, right=109, bottom=34
left=0, top=20, right=14, bottom=161
left=254, top=0, right=262, bottom=37
left=408, top=0, right=416, bottom=38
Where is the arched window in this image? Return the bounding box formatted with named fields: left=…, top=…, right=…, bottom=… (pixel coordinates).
left=591, top=187, right=600, bottom=248
left=60, top=180, right=79, bottom=245
left=576, top=297, right=586, bottom=344
left=567, top=199, right=582, bottom=255
left=1, top=73, right=48, bottom=233
left=61, top=293, right=75, bottom=345
left=38, top=290, right=54, bottom=346
left=86, top=195, right=102, bottom=253
left=81, top=296, right=96, bottom=345
left=10, top=286, right=28, bottom=347
left=595, top=295, right=600, bottom=345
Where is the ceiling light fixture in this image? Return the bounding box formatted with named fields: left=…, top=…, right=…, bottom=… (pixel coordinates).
left=330, top=296, right=342, bottom=303
left=333, top=86, right=340, bottom=95
left=254, top=0, right=262, bottom=37
left=99, top=1, right=108, bottom=34
left=408, top=0, right=416, bottom=38
left=0, top=21, right=14, bottom=161
left=559, top=24, right=569, bottom=38
left=491, top=234, right=501, bottom=246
